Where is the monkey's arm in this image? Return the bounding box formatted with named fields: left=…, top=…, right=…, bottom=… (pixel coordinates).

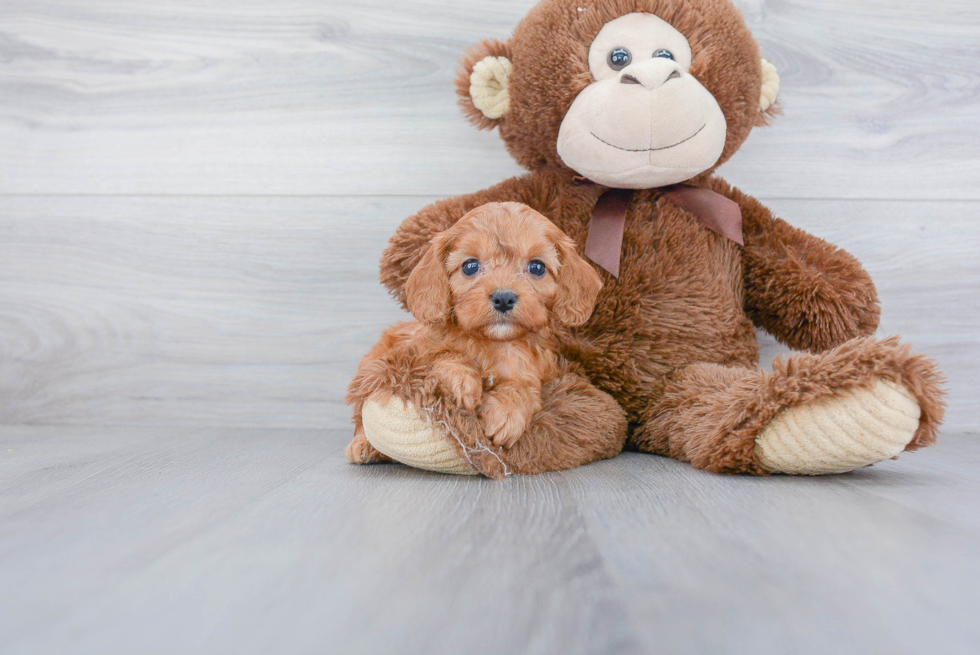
left=708, top=178, right=880, bottom=352
left=380, top=174, right=543, bottom=307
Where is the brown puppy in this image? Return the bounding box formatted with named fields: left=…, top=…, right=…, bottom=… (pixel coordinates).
left=346, top=202, right=602, bottom=464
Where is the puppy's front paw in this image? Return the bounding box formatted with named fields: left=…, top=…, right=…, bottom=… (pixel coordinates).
left=479, top=397, right=528, bottom=449
left=433, top=361, right=483, bottom=411
left=452, top=373, right=484, bottom=412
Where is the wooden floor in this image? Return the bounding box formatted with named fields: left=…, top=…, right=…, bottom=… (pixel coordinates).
left=1, top=427, right=979, bottom=654
left=1, top=1, right=978, bottom=653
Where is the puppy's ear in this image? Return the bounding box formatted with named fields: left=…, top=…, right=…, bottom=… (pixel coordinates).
left=553, top=234, right=603, bottom=327
left=405, top=232, right=453, bottom=324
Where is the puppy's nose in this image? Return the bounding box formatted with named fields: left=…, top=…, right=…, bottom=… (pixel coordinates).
left=490, top=290, right=518, bottom=313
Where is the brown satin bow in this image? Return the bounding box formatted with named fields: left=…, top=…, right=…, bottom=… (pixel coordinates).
left=581, top=182, right=744, bottom=278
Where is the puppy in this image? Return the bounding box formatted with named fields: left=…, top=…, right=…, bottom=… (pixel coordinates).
left=346, top=202, right=602, bottom=462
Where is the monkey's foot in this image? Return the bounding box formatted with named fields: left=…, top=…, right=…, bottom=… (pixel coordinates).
left=754, top=379, right=920, bottom=475
left=355, top=369, right=626, bottom=479
left=634, top=336, right=943, bottom=475
left=361, top=396, right=479, bottom=475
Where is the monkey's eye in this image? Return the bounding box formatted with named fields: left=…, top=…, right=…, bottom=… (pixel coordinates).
left=608, top=47, right=631, bottom=71
left=461, top=259, right=480, bottom=276
left=654, top=49, right=675, bottom=60
left=527, top=260, right=547, bottom=277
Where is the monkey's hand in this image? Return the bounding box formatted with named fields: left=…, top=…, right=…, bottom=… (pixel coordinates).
left=712, top=178, right=880, bottom=352
left=380, top=176, right=540, bottom=305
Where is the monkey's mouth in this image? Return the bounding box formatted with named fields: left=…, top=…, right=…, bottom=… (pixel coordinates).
left=590, top=124, right=706, bottom=153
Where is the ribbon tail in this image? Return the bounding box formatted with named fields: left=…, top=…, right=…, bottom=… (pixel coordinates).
left=584, top=189, right=633, bottom=278
left=662, top=184, right=744, bottom=246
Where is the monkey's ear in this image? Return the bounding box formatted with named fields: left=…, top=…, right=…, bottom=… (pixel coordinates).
left=404, top=232, right=453, bottom=324
left=756, top=58, right=782, bottom=126
left=553, top=234, right=603, bottom=327
left=455, top=39, right=513, bottom=130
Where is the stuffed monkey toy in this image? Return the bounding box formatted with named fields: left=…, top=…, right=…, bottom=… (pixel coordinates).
left=346, top=0, right=944, bottom=477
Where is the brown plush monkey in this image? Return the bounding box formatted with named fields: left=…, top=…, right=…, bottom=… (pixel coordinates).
left=346, top=0, right=944, bottom=477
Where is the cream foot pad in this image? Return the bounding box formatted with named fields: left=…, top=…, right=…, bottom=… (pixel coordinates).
left=754, top=379, right=921, bottom=475
left=361, top=396, right=478, bottom=475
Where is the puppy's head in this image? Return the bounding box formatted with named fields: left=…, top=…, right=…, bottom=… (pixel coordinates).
left=405, top=202, right=602, bottom=340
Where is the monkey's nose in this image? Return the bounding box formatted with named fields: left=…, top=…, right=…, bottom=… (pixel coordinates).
left=620, top=61, right=683, bottom=89
left=490, top=290, right=518, bottom=313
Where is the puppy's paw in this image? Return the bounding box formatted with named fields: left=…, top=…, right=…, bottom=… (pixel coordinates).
left=433, top=361, right=483, bottom=411
left=452, top=373, right=484, bottom=412
left=345, top=430, right=390, bottom=465
left=479, top=397, right=527, bottom=449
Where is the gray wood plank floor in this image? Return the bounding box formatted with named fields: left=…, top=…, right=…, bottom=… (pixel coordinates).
left=1, top=427, right=979, bottom=655
left=1, top=0, right=979, bottom=652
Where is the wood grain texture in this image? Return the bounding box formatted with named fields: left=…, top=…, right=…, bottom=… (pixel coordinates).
left=560, top=440, right=980, bottom=655
left=1, top=426, right=978, bottom=654
left=1, top=195, right=976, bottom=432
left=0, top=0, right=978, bottom=198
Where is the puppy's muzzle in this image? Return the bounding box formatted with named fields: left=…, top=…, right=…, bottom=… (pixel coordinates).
left=490, top=289, right=518, bottom=314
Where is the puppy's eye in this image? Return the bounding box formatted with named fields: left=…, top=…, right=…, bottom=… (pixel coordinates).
left=527, top=260, right=546, bottom=277
left=461, top=259, right=480, bottom=276
left=654, top=49, right=675, bottom=60
left=608, top=47, right=631, bottom=71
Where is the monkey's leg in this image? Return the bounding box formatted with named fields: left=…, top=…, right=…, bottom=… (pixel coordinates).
left=499, top=371, right=627, bottom=475
left=632, top=337, right=944, bottom=475
left=358, top=370, right=627, bottom=479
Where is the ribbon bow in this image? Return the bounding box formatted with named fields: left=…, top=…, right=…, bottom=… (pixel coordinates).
left=582, top=183, right=744, bottom=278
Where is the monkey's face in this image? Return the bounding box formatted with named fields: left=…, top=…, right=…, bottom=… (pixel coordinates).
left=456, top=0, right=781, bottom=189
left=556, top=13, right=728, bottom=189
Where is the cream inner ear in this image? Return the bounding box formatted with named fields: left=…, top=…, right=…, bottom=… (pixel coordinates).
left=760, top=58, right=780, bottom=111
left=469, top=56, right=512, bottom=120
